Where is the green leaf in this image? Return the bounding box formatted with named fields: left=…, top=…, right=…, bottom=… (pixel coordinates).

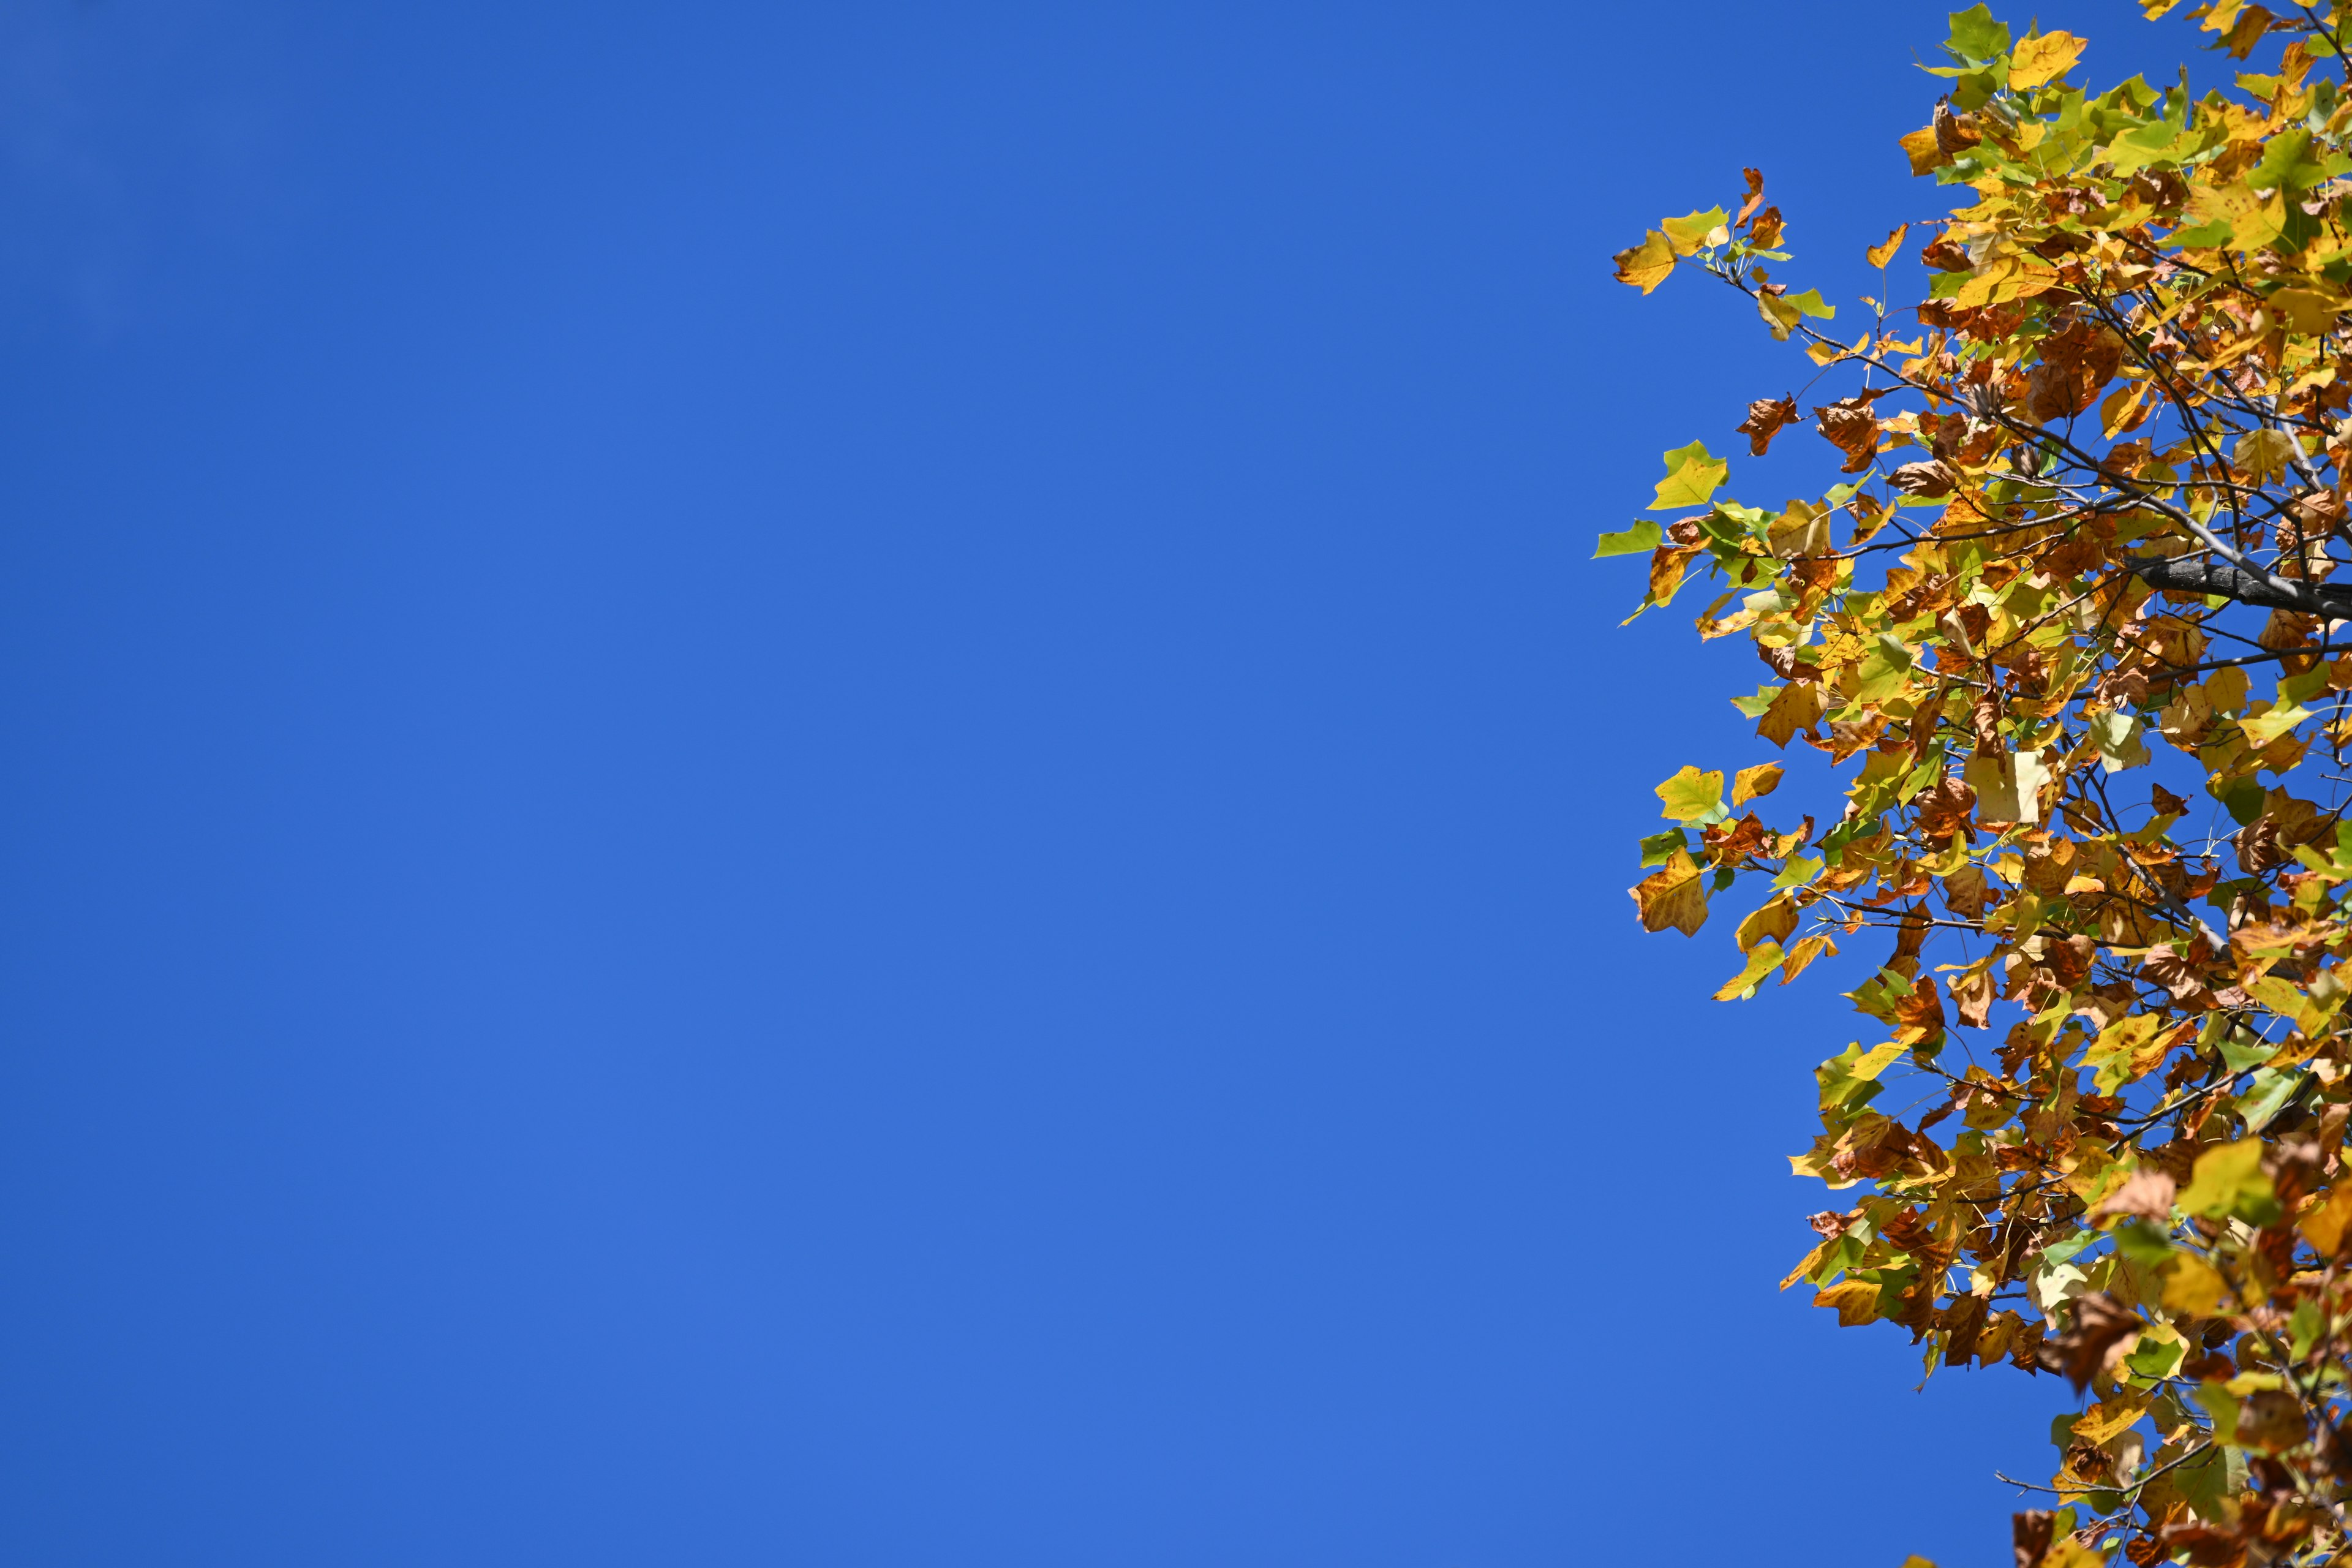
left=2191, top=1382, right=2239, bottom=1446
left=1946, top=4, right=2011, bottom=64
left=2251, top=127, right=2331, bottom=194
left=1771, top=854, right=1825, bottom=891
left=2291, top=1299, right=2324, bottom=1361
left=2125, top=1324, right=2187, bottom=1381
left=1817, top=1041, right=1905, bottom=1111
left=1638, top=827, right=1687, bottom=868
left=2177, top=1137, right=2282, bottom=1226
left=1647, top=442, right=1730, bottom=512
left=2042, top=1229, right=2098, bottom=1267
left=2236, top=1066, right=2303, bottom=1134
left=2216, top=1029, right=2276, bottom=1073
left=2166, top=1444, right=2226, bottom=1519
left=2111, top=1219, right=2177, bottom=1266
left=1780, top=288, right=1836, bottom=320
left=1594, top=520, right=1664, bottom=558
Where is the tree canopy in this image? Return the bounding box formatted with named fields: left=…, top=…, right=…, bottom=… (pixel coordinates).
left=1610, top=5, right=2352, bottom=1564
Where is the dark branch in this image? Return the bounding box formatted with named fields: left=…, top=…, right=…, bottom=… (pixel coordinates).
left=2127, top=556, right=2352, bottom=617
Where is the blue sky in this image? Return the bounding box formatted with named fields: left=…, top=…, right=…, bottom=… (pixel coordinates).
left=0, top=2, right=2231, bottom=1564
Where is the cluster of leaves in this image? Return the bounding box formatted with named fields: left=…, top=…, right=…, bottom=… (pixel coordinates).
left=1609, top=4, right=2352, bottom=1565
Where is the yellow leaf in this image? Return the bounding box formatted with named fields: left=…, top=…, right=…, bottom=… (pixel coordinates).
left=1779, top=933, right=1836, bottom=984
left=2043, top=1544, right=2103, bottom=1568
left=2299, top=1186, right=2352, bottom=1256
left=2236, top=427, right=2302, bottom=484
left=1647, top=441, right=1728, bottom=511
left=2100, top=380, right=2154, bottom=437
left=2071, top=1393, right=2150, bottom=1445
left=2188, top=181, right=2285, bottom=252
left=2269, top=287, right=2345, bottom=336
left=1899, top=126, right=1948, bottom=176
left=2178, top=1139, right=2276, bottom=1221
left=1964, top=748, right=2049, bottom=826
left=1735, top=894, right=1797, bottom=952
left=1656, top=764, right=1725, bottom=822
left=2008, top=30, right=2086, bottom=89
left=1659, top=206, right=1730, bottom=258
left=2242, top=703, right=2313, bottom=747
left=1865, top=224, right=1909, bottom=268
left=2161, top=1254, right=2228, bottom=1315
left=1630, top=850, right=1708, bottom=937
left=1714, top=940, right=1785, bottom=1001
left=1733, top=762, right=1785, bottom=807
left=1814, top=1279, right=1880, bottom=1325
left=1613, top=229, right=1675, bottom=294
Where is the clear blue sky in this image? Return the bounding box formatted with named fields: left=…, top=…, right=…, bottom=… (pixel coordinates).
left=0, top=3, right=2215, bottom=1564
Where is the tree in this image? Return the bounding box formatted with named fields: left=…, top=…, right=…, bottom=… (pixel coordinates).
left=1608, top=5, right=2352, bottom=1564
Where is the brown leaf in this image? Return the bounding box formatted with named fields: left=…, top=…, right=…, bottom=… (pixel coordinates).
left=1951, top=965, right=1996, bottom=1029
left=2090, top=1169, right=2177, bottom=1225
left=1889, top=459, right=1958, bottom=497
left=2014, top=1511, right=2055, bottom=1568
left=2239, top=1389, right=2311, bottom=1454
left=1813, top=397, right=1883, bottom=474
left=1747, top=206, right=1784, bottom=251
left=1734, top=167, right=1766, bottom=230
left=1934, top=99, right=1981, bottom=156
left=2035, top=1292, right=2142, bottom=1393
left=1913, top=774, right=1977, bottom=840
left=1736, top=395, right=1800, bottom=457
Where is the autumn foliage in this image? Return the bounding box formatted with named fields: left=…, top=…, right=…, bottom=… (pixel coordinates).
left=1610, top=4, right=2352, bottom=1563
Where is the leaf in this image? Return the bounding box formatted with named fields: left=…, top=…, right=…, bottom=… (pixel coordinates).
left=2241, top=703, right=2313, bottom=747
left=1964, top=748, right=2050, bottom=825
left=1814, top=1278, right=1880, bottom=1325
left=1714, top=940, right=1786, bottom=1001
left=1612, top=229, right=1676, bottom=294
left=2071, top=1393, right=2150, bottom=1446
left=1630, top=849, right=1708, bottom=936
left=1732, top=762, right=1784, bottom=807
left=1817, top=1040, right=1905, bottom=1110
left=1778, top=932, right=1836, bottom=983
left=2251, top=127, right=2331, bottom=195
left=1945, top=4, right=2011, bottom=62
left=2176, top=1138, right=2281, bottom=1226
left=2088, top=709, right=2151, bottom=772
left=1647, top=442, right=1730, bottom=512
left=1864, top=224, right=1909, bottom=268
left=2007, top=30, right=2085, bottom=88
left=2185, top=181, right=2284, bottom=252
left=1659, top=206, right=1730, bottom=258
left=1594, top=521, right=1664, bottom=558
left=2235, top=426, right=2301, bottom=484
left=1735, top=396, right=1799, bottom=457
left=2300, top=1186, right=2352, bottom=1257
left=1655, top=764, right=1726, bottom=823
left=2270, top=287, right=2345, bottom=334
left=1755, top=682, right=1823, bottom=747
left=1899, top=126, right=1948, bottom=176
